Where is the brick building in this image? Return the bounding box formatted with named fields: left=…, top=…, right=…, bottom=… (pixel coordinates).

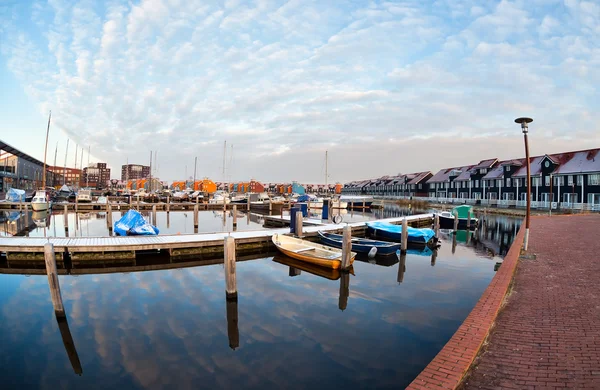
left=83, top=163, right=111, bottom=189
left=121, top=164, right=150, bottom=181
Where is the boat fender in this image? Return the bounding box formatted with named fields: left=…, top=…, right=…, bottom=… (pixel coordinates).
left=333, top=215, right=342, bottom=224
left=368, top=246, right=377, bottom=258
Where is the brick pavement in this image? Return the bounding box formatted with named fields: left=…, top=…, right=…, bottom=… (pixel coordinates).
left=463, top=214, right=600, bottom=389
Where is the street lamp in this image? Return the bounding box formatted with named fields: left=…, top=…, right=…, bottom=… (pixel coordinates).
left=515, top=117, right=533, bottom=251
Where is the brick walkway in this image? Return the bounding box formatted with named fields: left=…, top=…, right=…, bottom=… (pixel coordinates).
left=464, top=214, right=600, bottom=389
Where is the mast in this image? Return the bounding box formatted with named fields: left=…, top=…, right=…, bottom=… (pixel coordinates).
left=325, top=150, right=328, bottom=188
left=63, top=139, right=69, bottom=185
left=193, top=156, right=197, bottom=190
left=149, top=151, right=153, bottom=192
left=52, top=142, right=58, bottom=187
left=42, top=111, right=51, bottom=188
left=79, top=146, right=83, bottom=188
left=86, top=145, right=90, bottom=188
left=223, top=140, right=227, bottom=190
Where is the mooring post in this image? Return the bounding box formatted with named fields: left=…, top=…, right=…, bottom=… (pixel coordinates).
left=401, top=218, right=408, bottom=253
left=362, top=200, right=366, bottom=210
left=129, top=194, right=132, bottom=209
left=452, top=233, right=457, bottom=254
left=226, top=295, right=239, bottom=350
left=44, top=243, right=65, bottom=317
left=63, top=204, right=68, bottom=227
left=247, top=200, right=250, bottom=211
left=152, top=204, right=157, bottom=225
left=341, top=225, right=353, bottom=270
left=295, top=211, right=303, bottom=238
left=453, top=211, right=459, bottom=233
left=166, top=196, right=170, bottom=212
left=431, top=249, right=437, bottom=266
left=434, top=214, right=440, bottom=237
left=232, top=205, right=238, bottom=230
left=339, top=271, right=349, bottom=311
left=397, top=253, right=407, bottom=283
left=224, top=236, right=237, bottom=298
left=223, top=199, right=226, bottom=212
left=75, top=196, right=78, bottom=213
left=193, top=204, right=199, bottom=231
left=107, top=203, right=113, bottom=234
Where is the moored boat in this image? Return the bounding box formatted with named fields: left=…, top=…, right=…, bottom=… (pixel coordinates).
left=366, top=221, right=437, bottom=246
left=31, top=189, right=51, bottom=211
left=437, top=205, right=478, bottom=230
left=341, top=195, right=373, bottom=209
left=318, top=231, right=400, bottom=256
left=76, top=189, right=92, bottom=203
left=271, top=233, right=356, bottom=269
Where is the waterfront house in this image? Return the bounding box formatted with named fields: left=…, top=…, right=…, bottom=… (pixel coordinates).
left=427, top=166, right=473, bottom=199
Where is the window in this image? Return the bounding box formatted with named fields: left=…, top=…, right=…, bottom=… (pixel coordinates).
left=568, top=175, right=574, bottom=186
left=474, top=180, right=479, bottom=188
left=553, top=176, right=564, bottom=186
left=418, top=183, right=422, bottom=189
left=577, top=175, right=583, bottom=185
left=506, top=166, right=511, bottom=172
left=497, top=179, right=503, bottom=188
left=545, top=176, right=550, bottom=186
left=589, top=174, right=600, bottom=186
left=506, top=178, right=511, bottom=187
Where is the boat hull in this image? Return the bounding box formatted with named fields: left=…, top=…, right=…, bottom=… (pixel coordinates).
left=438, top=215, right=478, bottom=230
left=366, top=222, right=437, bottom=245
left=31, top=202, right=50, bottom=211
left=318, top=231, right=400, bottom=255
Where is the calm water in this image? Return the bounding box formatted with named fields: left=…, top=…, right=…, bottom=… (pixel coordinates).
left=0, top=206, right=521, bottom=389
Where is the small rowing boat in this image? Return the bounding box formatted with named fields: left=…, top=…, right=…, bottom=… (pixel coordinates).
left=317, top=231, right=400, bottom=256
left=271, top=233, right=356, bottom=269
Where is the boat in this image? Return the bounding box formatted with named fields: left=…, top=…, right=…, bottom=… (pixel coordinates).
left=271, top=233, right=356, bottom=269
left=437, top=205, right=478, bottom=230
left=114, top=209, right=159, bottom=236
left=340, top=195, right=373, bottom=209
left=317, top=231, right=400, bottom=256
left=76, top=189, right=92, bottom=203
left=366, top=221, right=437, bottom=245
left=296, top=194, right=323, bottom=209
left=209, top=190, right=230, bottom=205
left=230, top=193, right=247, bottom=204
left=5, top=188, right=26, bottom=202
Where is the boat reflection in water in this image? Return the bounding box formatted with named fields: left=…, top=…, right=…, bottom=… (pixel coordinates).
left=272, top=254, right=352, bottom=311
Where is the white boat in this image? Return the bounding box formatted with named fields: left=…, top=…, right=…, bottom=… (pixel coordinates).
left=31, top=190, right=51, bottom=211
left=209, top=190, right=230, bottom=204
left=331, top=199, right=348, bottom=209
left=77, top=189, right=92, bottom=203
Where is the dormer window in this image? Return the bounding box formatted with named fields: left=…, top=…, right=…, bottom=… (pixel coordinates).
left=480, top=168, right=487, bottom=174
left=506, top=166, right=511, bottom=172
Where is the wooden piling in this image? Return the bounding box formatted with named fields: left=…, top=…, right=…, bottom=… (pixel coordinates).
left=166, top=210, right=171, bottom=228
left=152, top=205, right=157, bottom=225
left=401, top=218, right=408, bottom=253
left=75, top=197, right=78, bottom=213
left=107, top=203, right=113, bottom=234
left=224, top=236, right=237, bottom=298
left=44, top=243, right=65, bottom=316
left=166, top=196, right=170, bottom=212
left=193, top=204, right=199, bottom=229
left=431, top=249, right=437, bottom=266
left=289, top=267, right=301, bottom=277
left=339, top=272, right=349, bottom=311
left=295, top=211, right=303, bottom=238
left=434, top=214, right=440, bottom=237
left=223, top=200, right=226, bottom=212
left=362, top=200, right=366, bottom=210
left=452, top=233, right=457, bottom=254
left=341, top=225, right=353, bottom=270
left=63, top=205, right=68, bottom=228
left=232, top=205, right=237, bottom=228
left=453, top=211, right=459, bottom=232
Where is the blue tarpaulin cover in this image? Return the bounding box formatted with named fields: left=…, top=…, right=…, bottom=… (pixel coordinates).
left=366, top=221, right=436, bottom=243
left=114, top=209, right=159, bottom=236
left=6, top=188, right=26, bottom=202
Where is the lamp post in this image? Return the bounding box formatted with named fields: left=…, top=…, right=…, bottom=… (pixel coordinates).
left=515, top=117, right=533, bottom=251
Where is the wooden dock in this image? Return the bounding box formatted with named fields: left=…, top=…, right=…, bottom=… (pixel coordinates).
left=0, top=214, right=433, bottom=262
left=0, top=201, right=247, bottom=212
left=263, top=215, right=325, bottom=227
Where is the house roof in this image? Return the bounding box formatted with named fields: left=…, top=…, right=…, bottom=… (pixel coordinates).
left=407, top=171, right=432, bottom=185
left=428, top=165, right=472, bottom=183
left=482, top=164, right=505, bottom=180
left=472, top=158, right=498, bottom=169
left=501, top=159, right=523, bottom=167
left=512, top=148, right=600, bottom=177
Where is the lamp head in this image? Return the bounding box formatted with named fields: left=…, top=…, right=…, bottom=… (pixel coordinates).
left=515, top=117, right=533, bottom=133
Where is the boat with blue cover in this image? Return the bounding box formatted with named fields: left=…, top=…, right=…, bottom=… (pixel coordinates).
left=366, top=221, right=437, bottom=245
left=317, top=231, right=400, bottom=256
left=114, top=209, right=159, bottom=236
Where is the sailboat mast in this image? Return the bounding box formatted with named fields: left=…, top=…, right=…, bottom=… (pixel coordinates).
left=86, top=145, right=90, bottom=188
left=223, top=140, right=227, bottom=191
left=41, top=111, right=51, bottom=188
left=79, top=146, right=83, bottom=188
left=325, top=150, right=328, bottom=188
left=53, top=142, right=58, bottom=186
left=63, top=139, right=69, bottom=185
left=149, top=151, right=153, bottom=192
left=193, top=156, right=197, bottom=188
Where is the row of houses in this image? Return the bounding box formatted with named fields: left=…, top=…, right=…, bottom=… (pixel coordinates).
left=342, top=147, right=600, bottom=208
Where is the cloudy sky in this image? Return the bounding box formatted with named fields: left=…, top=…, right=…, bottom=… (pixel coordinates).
left=1, top=0, right=598, bottom=183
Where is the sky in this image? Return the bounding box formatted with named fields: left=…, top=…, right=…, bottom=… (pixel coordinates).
left=0, top=0, right=599, bottom=183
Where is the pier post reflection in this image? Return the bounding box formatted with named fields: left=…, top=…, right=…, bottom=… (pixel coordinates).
left=289, top=267, right=301, bottom=277
left=397, top=253, right=406, bottom=283
left=338, top=272, right=349, bottom=311
left=167, top=212, right=170, bottom=229
left=452, top=233, right=457, bottom=254
left=431, top=248, right=437, bottom=266
left=56, top=314, right=83, bottom=375
left=226, top=297, right=239, bottom=350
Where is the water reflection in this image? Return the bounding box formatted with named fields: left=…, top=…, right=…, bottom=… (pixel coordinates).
left=56, top=314, right=83, bottom=375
